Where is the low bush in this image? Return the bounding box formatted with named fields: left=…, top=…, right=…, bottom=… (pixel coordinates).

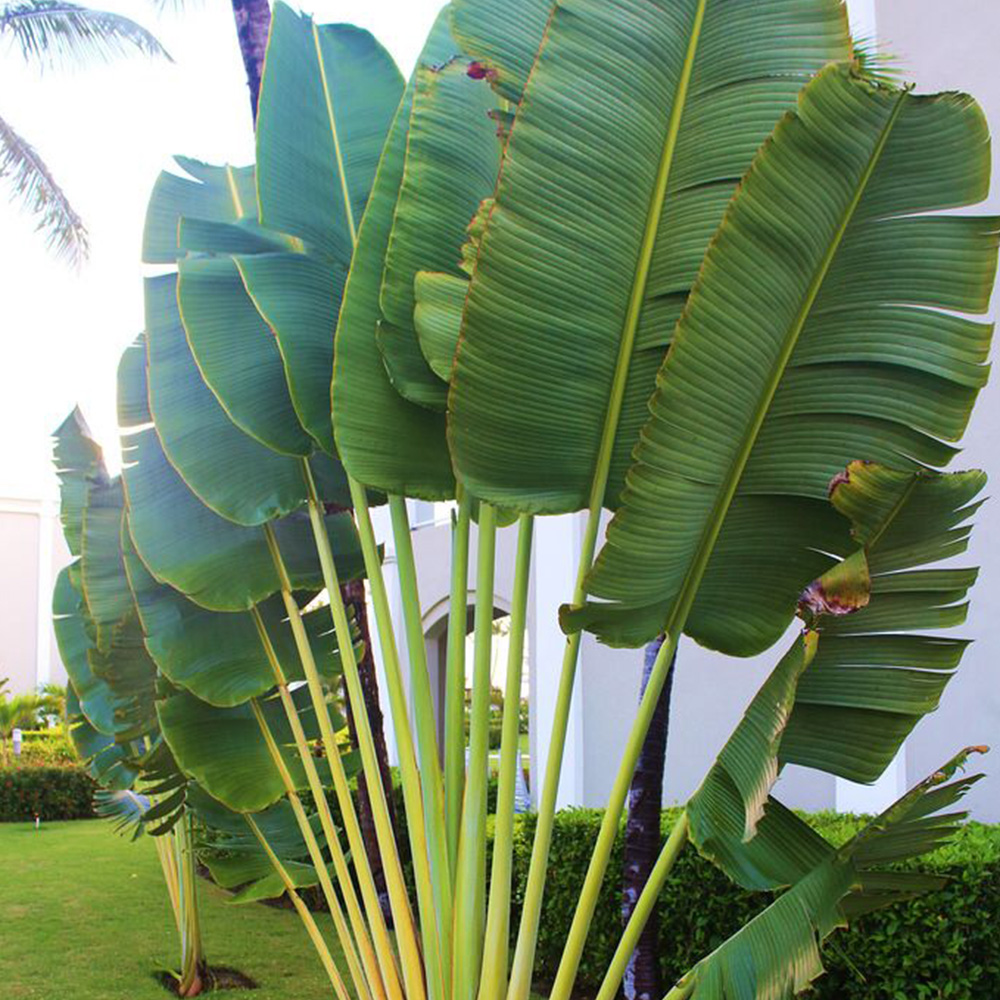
left=0, top=765, right=96, bottom=821
left=311, top=793, right=1000, bottom=1000
left=521, top=808, right=1000, bottom=1000
left=13, top=729, right=78, bottom=766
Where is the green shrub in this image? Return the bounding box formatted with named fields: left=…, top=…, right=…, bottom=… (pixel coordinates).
left=518, top=808, right=1000, bottom=1000
left=0, top=766, right=96, bottom=821
left=14, top=729, right=78, bottom=766
left=306, top=797, right=1000, bottom=999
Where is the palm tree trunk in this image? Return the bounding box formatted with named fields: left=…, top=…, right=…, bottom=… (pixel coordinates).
left=622, top=636, right=675, bottom=1000
left=229, top=0, right=271, bottom=123
left=227, top=0, right=398, bottom=917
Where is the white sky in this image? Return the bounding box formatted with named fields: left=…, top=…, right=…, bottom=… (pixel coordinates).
left=0, top=0, right=445, bottom=499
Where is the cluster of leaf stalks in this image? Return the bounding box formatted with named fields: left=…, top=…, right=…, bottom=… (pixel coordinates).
left=52, top=1, right=999, bottom=999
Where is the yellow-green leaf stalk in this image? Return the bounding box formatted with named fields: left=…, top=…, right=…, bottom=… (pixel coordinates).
left=246, top=814, right=352, bottom=1000
left=445, top=491, right=473, bottom=878
left=452, top=502, right=498, bottom=1000
left=478, top=514, right=533, bottom=1000
left=172, top=813, right=206, bottom=997
left=264, top=514, right=423, bottom=1000
left=251, top=607, right=394, bottom=1000
left=249, top=697, right=373, bottom=1000
left=302, top=465, right=441, bottom=1000
left=389, top=493, right=454, bottom=981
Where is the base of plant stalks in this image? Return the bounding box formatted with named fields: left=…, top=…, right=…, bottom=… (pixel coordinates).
left=154, top=966, right=258, bottom=994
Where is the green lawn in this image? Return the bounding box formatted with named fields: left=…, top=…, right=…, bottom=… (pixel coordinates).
left=0, top=820, right=344, bottom=999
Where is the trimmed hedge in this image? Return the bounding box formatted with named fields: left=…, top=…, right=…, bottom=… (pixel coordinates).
left=13, top=729, right=78, bottom=766
left=318, top=787, right=1000, bottom=1000
left=0, top=766, right=96, bottom=821
left=518, top=808, right=1000, bottom=1000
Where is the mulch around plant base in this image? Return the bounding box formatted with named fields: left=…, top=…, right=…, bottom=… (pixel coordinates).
left=154, top=967, right=258, bottom=994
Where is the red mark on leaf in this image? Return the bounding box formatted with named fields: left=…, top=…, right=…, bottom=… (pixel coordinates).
left=467, top=61, right=497, bottom=81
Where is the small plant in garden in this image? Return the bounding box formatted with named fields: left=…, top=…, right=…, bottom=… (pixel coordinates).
left=49, top=1, right=997, bottom=999
left=0, top=692, right=44, bottom=763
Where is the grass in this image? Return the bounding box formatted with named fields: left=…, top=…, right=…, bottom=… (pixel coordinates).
left=0, top=820, right=344, bottom=1000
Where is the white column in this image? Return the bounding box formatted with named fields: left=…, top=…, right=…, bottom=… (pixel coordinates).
left=531, top=512, right=585, bottom=809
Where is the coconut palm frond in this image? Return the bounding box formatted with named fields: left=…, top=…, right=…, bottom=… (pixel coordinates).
left=0, top=112, right=88, bottom=266
left=0, top=1, right=171, bottom=68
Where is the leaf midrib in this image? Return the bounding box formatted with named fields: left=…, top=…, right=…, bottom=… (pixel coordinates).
left=311, top=22, right=358, bottom=249
left=664, top=81, right=911, bottom=641
left=575, top=0, right=708, bottom=576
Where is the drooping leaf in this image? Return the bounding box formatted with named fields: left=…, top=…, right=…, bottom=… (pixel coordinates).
left=687, top=463, right=984, bottom=892
left=157, top=686, right=330, bottom=814
left=119, top=335, right=363, bottom=612
left=0, top=2, right=168, bottom=68
left=780, top=464, right=986, bottom=783
left=52, top=407, right=107, bottom=557
left=0, top=112, right=88, bottom=266
left=94, top=788, right=151, bottom=841
left=121, top=517, right=349, bottom=708
left=566, top=64, right=996, bottom=653
left=682, top=749, right=986, bottom=999
left=144, top=275, right=351, bottom=526
left=449, top=0, right=853, bottom=516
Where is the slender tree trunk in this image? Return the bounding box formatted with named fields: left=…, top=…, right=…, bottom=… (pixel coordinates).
left=622, top=636, right=675, bottom=1000
left=228, top=0, right=398, bottom=918
left=342, top=578, right=396, bottom=922
left=230, top=0, right=272, bottom=123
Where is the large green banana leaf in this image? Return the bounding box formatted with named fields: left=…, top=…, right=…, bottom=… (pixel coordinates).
left=79, top=477, right=132, bottom=651
left=686, top=463, right=983, bottom=892
left=566, top=64, right=996, bottom=654
left=177, top=256, right=315, bottom=458
left=121, top=517, right=348, bottom=709
left=679, top=748, right=984, bottom=999
left=255, top=2, right=402, bottom=261
left=54, top=566, right=126, bottom=738
left=119, top=335, right=362, bottom=612
left=142, top=157, right=257, bottom=265
left=449, top=0, right=551, bottom=104
left=143, top=155, right=332, bottom=458
left=376, top=58, right=501, bottom=410
left=157, top=685, right=328, bottom=814
left=145, top=274, right=350, bottom=526
left=177, top=6, right=403, bottom=460
left=332, top=7, right=462, bottom=498
left=191, top=789, right=327, bottom=903
left=448, top=0, right=853, bottom=515
left=52, top=408, right=107, bottom=557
